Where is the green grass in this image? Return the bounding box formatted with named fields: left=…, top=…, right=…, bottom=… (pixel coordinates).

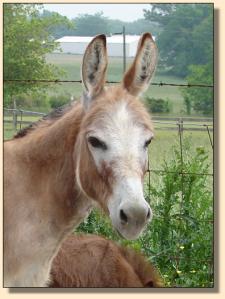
left=4, top=115, right=43, bottom=122
left=4, top=123, right=15, bottom=140
left=45, top=53, right=187, bottom=116
left=149, top=130, right=213, bottom=170
left=4, top=115, right=41, bottom=140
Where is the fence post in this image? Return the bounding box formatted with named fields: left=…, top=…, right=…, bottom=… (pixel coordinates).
left=123, top=26, right=126, bottom=73
left=13, top=99, right=17, bottom=131
left=179, top=117, right=183, bottom=138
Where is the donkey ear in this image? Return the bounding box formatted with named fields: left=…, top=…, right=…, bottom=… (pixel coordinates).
left=122, top=33, right=158, bottom=96
left=82, top=34, right=108, bottom=108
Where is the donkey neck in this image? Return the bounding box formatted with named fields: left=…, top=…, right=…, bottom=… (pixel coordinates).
left=13, top=102, right=91, bottom=227
left=10, top=103, right=85, bottom=205
left=18, top=103, right=84, bottom=166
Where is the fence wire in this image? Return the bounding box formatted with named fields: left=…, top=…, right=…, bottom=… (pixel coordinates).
left=145, top=116, right=213, bottom=285
left=3, top=78, right=214, bottom=88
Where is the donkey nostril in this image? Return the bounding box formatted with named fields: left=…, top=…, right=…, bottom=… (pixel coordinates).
left=147, top=208, right=151, bottom=219
left=120, top=209, right=128, bottom=224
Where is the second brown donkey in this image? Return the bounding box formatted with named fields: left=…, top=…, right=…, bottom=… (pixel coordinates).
left=49, top=234, right=163, bottom=288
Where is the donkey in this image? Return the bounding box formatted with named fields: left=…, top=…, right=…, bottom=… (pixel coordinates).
left=49, top=234, right=164, bottom=288
left=4, top=33, right=158, bottom=287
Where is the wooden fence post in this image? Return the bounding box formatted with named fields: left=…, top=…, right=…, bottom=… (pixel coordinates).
left=179, top=117, right=183, bottom=137
left=13, top=99, right=17, bottom=131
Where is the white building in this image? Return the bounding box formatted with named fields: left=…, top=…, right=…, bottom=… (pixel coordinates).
left=54, top=35, right=142, bottom=57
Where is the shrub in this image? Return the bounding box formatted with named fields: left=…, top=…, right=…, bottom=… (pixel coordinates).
left=5, top=92, right=50, bottom=110
left=145, top=97, right=171, bottom=113
left=142, top=141, right=213, bottom=287
left=181, top=63, right=213, bottom=115
left=49, top=94, right=70, bottom=109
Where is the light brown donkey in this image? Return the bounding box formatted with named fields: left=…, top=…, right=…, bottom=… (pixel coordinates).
left=49, top=234, right=164, bottom=288
left=4, top=33, right=158, bottom=287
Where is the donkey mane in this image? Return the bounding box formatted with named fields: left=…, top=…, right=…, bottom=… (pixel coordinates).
left=13, top=101, right=78, bottom=139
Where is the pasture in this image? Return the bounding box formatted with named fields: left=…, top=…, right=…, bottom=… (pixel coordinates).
left=45, top=53, right=187, bottom=116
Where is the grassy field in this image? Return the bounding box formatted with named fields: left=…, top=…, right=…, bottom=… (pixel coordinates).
left=45, top=53, right=187, bottom=115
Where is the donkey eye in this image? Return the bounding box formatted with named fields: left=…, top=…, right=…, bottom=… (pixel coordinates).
left=88, top=136, right=107, bottom=150
left=144, top=138, right=152, bottom=148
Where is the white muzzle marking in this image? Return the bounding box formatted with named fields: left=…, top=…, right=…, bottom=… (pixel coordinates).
left=108, top=177, right=152, bottom=240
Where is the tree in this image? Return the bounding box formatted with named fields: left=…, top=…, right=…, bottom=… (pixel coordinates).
left=37, top=10, right=161, bottom=39
left=3, top=4, right=73, bottom=106
left=39, top=9, right=75, bottom=39
left=144, top=4, right=213, bottom=77
left=107, top=18, right=160, bottom=36
left=144, top=4, right=213, bottom=115
left=144, top=4, right=177, bottom=26
left=72, top=12, right=110, bottom=36
left=181, top=63, right=213, bottom=115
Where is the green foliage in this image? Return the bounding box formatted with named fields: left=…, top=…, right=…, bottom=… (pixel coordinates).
left=18, top=93, right=50, bottom=109
left=144, top=4, right=177, bottom=26
left=70, top=12, right=160, bottom=37
left=39, top=9, right=160, bottom=39
left=77, top=210, right=118, bottom=240
left=38, top=9, right=75, bottom=39
left=72, top=12, right=110, bottom=36
left=49, top=93, right=70, bottom=109
left=146, top=141, right=213, bottom=287
left=144, top=3, right=213, bottom=116
left=144, top=4, right=213, bottom=77
left=181, top=64, right=213, bottom=115
left=107, top=18, right=160, bottom=36
left=145, top=97, right=171, bottom=113
left=4, top=91, right=50, bottom=110
left=3, top=4, right=72, bottom=104
left=76, top=141, right=213, bottom=287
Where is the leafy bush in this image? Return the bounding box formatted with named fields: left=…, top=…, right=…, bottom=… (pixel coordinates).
left=181, top=64, right=213, bottom=115
left=145, top=97, right=171, bottom=113
left=4, top=4, right=69, bottom=101
left=142, top=141, right=213, bottom=287
left=5, top=92, right=50, bottom=110
left=49, top=94, right=70, bottom=109
left=75, top=140, right=213, bottom=287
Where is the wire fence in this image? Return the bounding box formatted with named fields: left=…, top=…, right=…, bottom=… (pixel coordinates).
left=4, top=78, right=214, bottom=88
left=3, top=107, right=213, bottom=136
left=145, top=112, right=213, bottom=287
left=3, top=78, right=214, bottom=287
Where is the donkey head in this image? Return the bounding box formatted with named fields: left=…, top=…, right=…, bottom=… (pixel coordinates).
left=75, top=33, right=158, bottom=240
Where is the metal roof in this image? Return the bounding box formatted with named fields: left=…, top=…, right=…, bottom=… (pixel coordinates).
left=56, top=35, right=141, bottom=44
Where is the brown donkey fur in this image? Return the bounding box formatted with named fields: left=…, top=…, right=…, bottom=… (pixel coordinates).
left=49, top=234, right=163, bottom=288
left=4, top=33, right=157, bottom=287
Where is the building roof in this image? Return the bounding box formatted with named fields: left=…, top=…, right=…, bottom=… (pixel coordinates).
left=56, top=35, right=141, bottom=44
